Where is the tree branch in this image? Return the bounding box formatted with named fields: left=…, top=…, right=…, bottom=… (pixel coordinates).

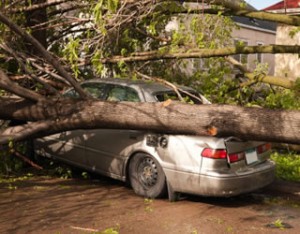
left=7, top=0, right=75, bottom=13
left=225, top=56, right=295, bottom=89
left=99, top=45, right=300, bottom=63
left=0, top=44, right=59, bottom=95
left=0, top=69, right=44, bottom=102
left=0, top=11, right=88, bottom=99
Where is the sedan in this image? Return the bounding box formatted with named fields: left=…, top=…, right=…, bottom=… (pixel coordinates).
left=35, top=78, right=275, bottom=201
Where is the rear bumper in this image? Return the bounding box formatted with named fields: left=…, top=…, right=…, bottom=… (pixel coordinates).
left=164, top=161, right=276, bottom=197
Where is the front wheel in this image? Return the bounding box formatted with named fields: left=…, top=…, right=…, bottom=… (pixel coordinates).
left=129, top=153, right=167, bottom=198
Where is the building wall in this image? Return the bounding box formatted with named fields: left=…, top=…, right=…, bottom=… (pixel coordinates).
left=232, top=26, right=276, bottom=75
left=275, top=24, right=300, bottom=81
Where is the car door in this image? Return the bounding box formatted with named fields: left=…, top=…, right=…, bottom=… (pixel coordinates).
left=36, top=82, right=109, bottom=168
left=85, top=84, right=141, bottom=179
left=35, top=130, right=88, bottom=168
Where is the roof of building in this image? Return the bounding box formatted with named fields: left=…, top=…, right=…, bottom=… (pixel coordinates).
left=232, top=16, right=277, bottom=32
left=264, top=0, right=300, bottom=10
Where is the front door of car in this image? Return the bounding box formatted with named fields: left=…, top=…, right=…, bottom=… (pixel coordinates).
left=85, top=84, right=141, bottom=178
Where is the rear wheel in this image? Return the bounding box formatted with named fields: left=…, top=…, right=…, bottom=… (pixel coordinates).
left=129, top=153, right=167, bottom=198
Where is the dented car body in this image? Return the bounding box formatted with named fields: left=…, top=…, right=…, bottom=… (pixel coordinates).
left=35, top=79, right=275, bottom=200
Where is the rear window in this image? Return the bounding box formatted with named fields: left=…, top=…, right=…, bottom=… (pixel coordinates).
left=155, top=91, right=202, bottom=104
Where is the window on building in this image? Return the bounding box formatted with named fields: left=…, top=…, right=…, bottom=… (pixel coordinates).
left=233, top=39, right=248, bottom=65
left=256, top=42, right=263, bottom=63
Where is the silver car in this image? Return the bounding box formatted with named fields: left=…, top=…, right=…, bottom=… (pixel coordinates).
left=35, top=78, right=275, bottom=201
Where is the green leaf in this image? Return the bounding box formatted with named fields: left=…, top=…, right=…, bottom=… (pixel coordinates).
left=107, top=0, right=119, bottom=13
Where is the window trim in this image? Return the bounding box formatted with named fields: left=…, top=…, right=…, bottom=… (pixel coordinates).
left=233, top=38, right=249, bottom=67
left=256, top=41, right=264, bottom=63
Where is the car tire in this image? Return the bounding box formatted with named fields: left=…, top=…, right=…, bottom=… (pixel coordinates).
left=129, top=153, right=167, bottom=198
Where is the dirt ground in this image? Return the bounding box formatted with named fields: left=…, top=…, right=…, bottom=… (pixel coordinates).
left=0, top=174, right=300, bottom=234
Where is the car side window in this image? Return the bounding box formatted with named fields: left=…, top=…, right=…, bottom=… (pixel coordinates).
left=155, top=91, right=202, bottom=104
left=63, top=83, right=107, bottom=100
left=106, top=85, right=140, bottom=102
left=81, top=83, right=106, bottom=99
left=64, top=89, right=80, bottom=98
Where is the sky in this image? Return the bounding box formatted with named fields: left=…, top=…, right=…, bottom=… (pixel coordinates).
left=245, top=0, right=281, bottom=10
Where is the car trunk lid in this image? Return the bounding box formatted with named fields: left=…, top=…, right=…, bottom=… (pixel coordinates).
left=225, top=137, right=271, bottom=166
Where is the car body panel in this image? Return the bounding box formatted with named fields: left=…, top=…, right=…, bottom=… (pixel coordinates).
left=34, top=78, right=275, bottom=197
left=36, top=130, right=87, bottom=167
left=164, top=160, right=275, bottom=196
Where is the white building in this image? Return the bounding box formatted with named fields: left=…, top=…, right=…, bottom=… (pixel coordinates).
left=265, top=0, right=300, bottom=80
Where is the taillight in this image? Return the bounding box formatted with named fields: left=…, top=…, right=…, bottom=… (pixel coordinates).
left=256, top=143, right=271, bottom=154
left=228, top=152, right=245, bottom=163
left=201, top=148, right=227, bottom=159
left=201, top=148, right=245, bottom=163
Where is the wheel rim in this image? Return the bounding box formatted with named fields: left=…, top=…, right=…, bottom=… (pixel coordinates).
left=137, top=157, right=159, bottom=188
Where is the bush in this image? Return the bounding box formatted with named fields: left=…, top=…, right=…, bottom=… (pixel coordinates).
left=271, top=152, right=300, bottom=182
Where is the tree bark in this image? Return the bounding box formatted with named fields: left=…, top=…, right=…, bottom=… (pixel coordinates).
left=100, top=45, right=300, bottom=63
left=225, top=56, right=295, bottom=89
left=25, top=0, right=48, bottom=51
left=0, top=98, right=299, bottom=145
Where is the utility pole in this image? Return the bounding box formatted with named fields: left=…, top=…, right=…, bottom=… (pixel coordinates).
left=284, top=0, right=287, bottom=14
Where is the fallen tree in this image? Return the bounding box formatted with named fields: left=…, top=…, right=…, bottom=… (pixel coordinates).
left=0, top=97, right=299, bottom=145
left=0, top=0, right=299, bottom=148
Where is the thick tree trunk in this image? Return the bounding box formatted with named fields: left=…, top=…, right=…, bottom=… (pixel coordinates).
left=0, top=98, right=299, bottom=145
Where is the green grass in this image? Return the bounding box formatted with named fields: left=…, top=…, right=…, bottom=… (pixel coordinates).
left=271, top=152, right=300, bottom=182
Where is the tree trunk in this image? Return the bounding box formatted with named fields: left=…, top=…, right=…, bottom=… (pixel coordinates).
left=25, top=0, right=48, bottom=51
left=0, top=98, right=299, bottom=145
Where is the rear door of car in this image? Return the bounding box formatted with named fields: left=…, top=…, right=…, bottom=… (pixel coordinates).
left=84, top=84, right=142, bottom=178
left=37, top=82, right=109, bottom=168
left=35, top=130, right=88, bottom=168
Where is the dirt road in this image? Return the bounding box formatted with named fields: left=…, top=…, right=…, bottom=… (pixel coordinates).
left=0, top=176, right=299, bottom=234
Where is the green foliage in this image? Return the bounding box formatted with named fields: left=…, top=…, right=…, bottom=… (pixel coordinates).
left=270, top=219, right=286, bottom=230
left=0, top=173, right=33, bottom=190
left=0, top=147, right=24, bottom=175
left=289, top=27, right=300, bottom=39
left=263, top=88, right=300, bottom=110
left=92, top=51, right=105, bottom=76
left=99, top=225, right=120, bottom=234
left=93, top=0, right=119, bottom=35
left=0, top=89, right=5, bottom=96
left=273, top=219, right=285, bottom=229
left=107, top=0, right=119, bottom=13
left=93, top=0, right=107, bottom=35
left=271, top=152, right=300, bottom=182
left=81, top=171, right=90, bottom=179
left=144, top=198, right=154, bottom=212
left=0, top=139, right=31, bottom=175
left=170, top=57, right=238, bottom=104
left=54, top=165, right=73, bottom=179
left=143, top=14, right=238, bottom=102
left=63, top=38, right=81, bottom=79
left=239, top=2, right=247, bottom=9
left=253, top=62, right=269, bottom=76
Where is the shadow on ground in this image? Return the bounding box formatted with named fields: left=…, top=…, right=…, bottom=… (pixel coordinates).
left=1, top=173, right=300, bottom=234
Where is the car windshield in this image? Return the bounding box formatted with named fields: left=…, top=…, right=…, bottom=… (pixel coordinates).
left=155, top=91, right=203, bottom=104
